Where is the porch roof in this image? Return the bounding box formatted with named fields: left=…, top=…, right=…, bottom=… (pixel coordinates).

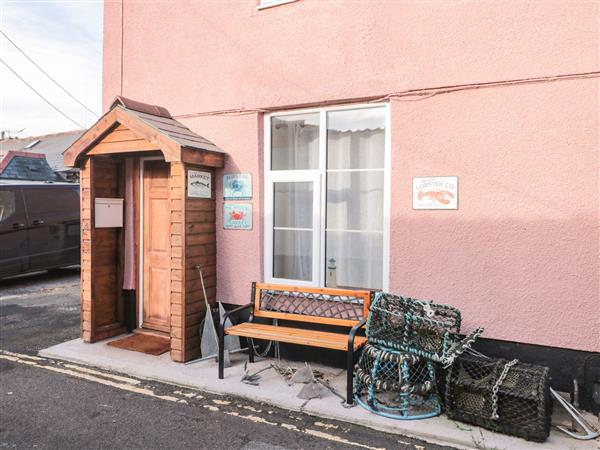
left=63, top=96, right=225, bottom=168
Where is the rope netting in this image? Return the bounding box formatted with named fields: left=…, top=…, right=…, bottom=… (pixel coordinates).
left=365, top=292, right=482, bottom=366
left=445, top=353, right=552, bottom=442
left=353, top=344, right=442, bottom=419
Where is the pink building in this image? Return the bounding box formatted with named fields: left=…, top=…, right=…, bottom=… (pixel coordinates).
left=101, top=1, right=599, bottom=388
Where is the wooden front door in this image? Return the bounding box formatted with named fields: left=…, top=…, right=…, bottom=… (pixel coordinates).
left=142, top=160, right=171, bottom=333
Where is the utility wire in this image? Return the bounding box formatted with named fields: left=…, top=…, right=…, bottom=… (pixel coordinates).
left=0, top=30, right=99, bottom=118
left=0, top=57, right=85, bottom=128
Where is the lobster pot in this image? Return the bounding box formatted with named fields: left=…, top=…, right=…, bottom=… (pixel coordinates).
left=445, top=354, right=551, bottom=442
left=354, top=344, right=442, bottom=420
left=366, top=293, right=463, bottom=363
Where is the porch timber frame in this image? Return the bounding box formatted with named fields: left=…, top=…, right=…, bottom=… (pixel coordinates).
left=64, top=98, right=225, bottom=362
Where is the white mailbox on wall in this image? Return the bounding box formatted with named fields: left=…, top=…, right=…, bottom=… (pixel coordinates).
left=95, top=198, right=124, bottom=228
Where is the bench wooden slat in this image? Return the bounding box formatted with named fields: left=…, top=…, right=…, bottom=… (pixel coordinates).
left=226, top=323, right=366, bottom=351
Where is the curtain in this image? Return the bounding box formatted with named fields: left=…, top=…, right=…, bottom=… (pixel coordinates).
left=326, top=128, right=384, bottom=289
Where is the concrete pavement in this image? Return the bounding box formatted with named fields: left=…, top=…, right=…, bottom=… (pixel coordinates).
left=0, top=270, right=447, bottom=450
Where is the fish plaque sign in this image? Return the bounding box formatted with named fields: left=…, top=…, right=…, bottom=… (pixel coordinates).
left=413, top=176, right=458, bottom=210
left=188, top=170, right=212, bottom=198
left=223, top=203, right=252, bottom=230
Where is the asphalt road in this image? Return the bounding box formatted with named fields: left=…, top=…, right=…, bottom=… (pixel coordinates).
left=0, top=270, right=452, bottom=449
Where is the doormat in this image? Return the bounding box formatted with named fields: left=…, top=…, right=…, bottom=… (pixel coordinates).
left=107, top=333, right=170, bottom=356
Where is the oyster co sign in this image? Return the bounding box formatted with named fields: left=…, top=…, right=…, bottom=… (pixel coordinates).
left=413, top=176, right=458, bottom=210
left=187, top=170, right=212, bottom=198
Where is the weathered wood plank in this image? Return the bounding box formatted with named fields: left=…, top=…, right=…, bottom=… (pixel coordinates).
left=186, top=243, right=217, bottom=257
left=98, top=128, right=140, bottom=143
left=185, top=200, right=216, bottom=213
left=88, top=139, right=161, bottom=155
left=185, top=222, right=215, bottom=234
left=186, top=233, right=216, bottom=246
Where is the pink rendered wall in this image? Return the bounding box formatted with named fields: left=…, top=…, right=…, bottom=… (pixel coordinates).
left=103, top=1, right=599, bottom=352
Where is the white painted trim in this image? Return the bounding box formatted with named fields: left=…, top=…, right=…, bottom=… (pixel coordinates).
left=264, top=103, right=391, bottom=290
left=326, top=168, right=384, bottom=173
left=382, top=102, right=392, bottom=292
left=138, top=156, right=164, bottom=329
left=273, top=226, right=313, bottom=232
left=318, top=110, right=327, bottom=288
left=325, top=228, right=384, bottom=234
left=263, top=114, right=272, bottom=284
left=264, top=165, right=321, bottom=286
left=268, top=102, right=385, bottom=118
left=257, top=0, right=297, bottom=10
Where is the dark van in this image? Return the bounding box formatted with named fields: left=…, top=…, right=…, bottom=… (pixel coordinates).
left=0, top=180, right=80, bottom=279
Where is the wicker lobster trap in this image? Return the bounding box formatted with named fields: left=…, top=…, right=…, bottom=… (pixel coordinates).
left=353, top=292, right=484, bottom=419
left=445, top=353, right=552, bottom=442
left=365, top=292, right=483, bottom=366
left=354, top=344, right=442, bottom=419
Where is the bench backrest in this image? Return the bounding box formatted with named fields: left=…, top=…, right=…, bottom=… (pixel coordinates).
left=252, top=283, right=373, bottom=327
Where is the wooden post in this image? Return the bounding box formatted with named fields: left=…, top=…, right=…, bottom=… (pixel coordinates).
left=169, top=162, right=186, bottom=362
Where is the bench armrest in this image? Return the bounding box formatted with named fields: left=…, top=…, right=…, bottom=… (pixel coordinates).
left=220, top=302, right=254, bottom=330
left=347, top=318, right=367, bottom=350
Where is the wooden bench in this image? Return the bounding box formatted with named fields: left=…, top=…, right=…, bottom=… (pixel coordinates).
left=219, top=283, right=374, bottom=404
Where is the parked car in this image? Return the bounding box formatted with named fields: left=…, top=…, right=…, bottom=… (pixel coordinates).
left=0, top=180, right=80, bottom=279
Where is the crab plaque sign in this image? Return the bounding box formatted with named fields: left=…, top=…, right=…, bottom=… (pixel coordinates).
left=413, top=177, right=458, bottom=210
left=188, top=170, right=212, bottom=198
left=223, top=203, right=252, bottom=230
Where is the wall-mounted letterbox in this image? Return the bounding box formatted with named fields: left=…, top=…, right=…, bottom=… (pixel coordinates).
left=95, top=198, right=124, bottom=228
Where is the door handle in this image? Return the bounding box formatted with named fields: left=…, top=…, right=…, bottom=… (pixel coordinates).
left=12, top=223, right=25, bottom=229
left=32, top=219, right=45, bottom=226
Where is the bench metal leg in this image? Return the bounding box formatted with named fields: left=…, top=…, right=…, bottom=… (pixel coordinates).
left=218, top=323, right=225, bottom=379
left=346, top=347, right=355, bottom=405
left=346, top=318, right=366, bottom=405
left=248, top=338, right=255, bottom=363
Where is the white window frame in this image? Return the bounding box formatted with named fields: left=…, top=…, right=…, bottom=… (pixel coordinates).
left=263, top=102, right=391, bottom=291
left=257, top=0, right=297, bottom=10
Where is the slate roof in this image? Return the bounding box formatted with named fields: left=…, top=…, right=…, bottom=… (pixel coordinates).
left=0, top=130, right=84, bottom=173
left=0, top=151, right=61, bottom=181
left=111, top=97, right=224, bottom=154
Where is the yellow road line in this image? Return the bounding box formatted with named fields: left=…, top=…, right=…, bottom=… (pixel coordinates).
left=62, top=363, right=141, bottom=385
left=2, top=350, right=397, bottom=450
left=0, top=354, right=182, bottom=403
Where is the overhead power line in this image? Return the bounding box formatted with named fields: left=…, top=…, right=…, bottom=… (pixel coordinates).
left=0, top=29, right=99, bottom=118
left=0, top=57, right=85, bottom=128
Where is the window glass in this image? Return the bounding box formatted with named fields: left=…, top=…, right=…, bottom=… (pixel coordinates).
left=23, top=187, right=79, bottom=215
left=271, top=113, right=319, bottom=170
left=273, top=229, right=312, bottom=281
left=327, top=108, right=385, bottom=170
left=0, top=190, right=16, bottom=222
left=274, top=182, right=312, bottom=229
left=326, top=231, right=383, bottom=290
left=326, top=172, right=383, bottom=231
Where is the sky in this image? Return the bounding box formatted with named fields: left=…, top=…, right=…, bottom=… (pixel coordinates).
left=0, top=1, right=103, bottom=138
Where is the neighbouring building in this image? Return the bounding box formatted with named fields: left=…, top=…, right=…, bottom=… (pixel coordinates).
left=0, top=130, right=84, bottom=181
left=71, top=1, right=599, bottom=396
left=0, top=151, right=62, bottom=181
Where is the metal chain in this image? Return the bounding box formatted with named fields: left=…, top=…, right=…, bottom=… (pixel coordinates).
left=490, top=359, right=519, bottom=420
